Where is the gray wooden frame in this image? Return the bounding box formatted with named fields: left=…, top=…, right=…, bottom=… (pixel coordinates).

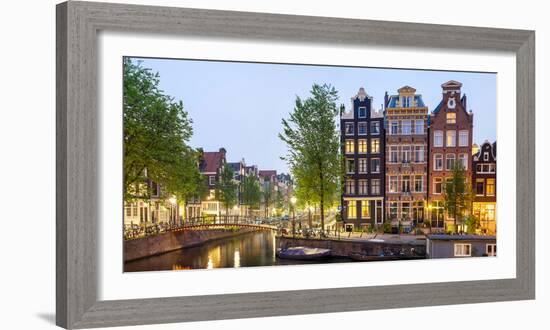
left=56, top=1, right=535, bottom=328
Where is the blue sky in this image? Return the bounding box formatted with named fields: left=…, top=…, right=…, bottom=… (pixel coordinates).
left=131, top=57, right=496, bottom=174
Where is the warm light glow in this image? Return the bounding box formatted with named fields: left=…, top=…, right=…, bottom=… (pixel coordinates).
left=168, top=196, right=177, bottom=205
left=290, top=196, right=297, bottom=205
left=233, top=205, right=239, bottom=210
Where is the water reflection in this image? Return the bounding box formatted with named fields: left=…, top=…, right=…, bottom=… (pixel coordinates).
left=124, top=231, right=349, bottom=272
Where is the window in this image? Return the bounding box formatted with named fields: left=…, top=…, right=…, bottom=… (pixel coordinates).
left=476, top=178, right=485, bottom=196
left=345, top=180, right=355, bottom=195
left=371, top=138, right=380, bottom=153
left=459, top=130, right=469, bottom=146
left=345, top=140, right=355, bottom=154
left=358, top=139, right=367, bottom=153
left=446, top=112, right=456, bottom=124
left=125, top=205, right=133, bottom=217
left=486, top=244, right=497, bottom=256
left=390, top=121, right=398, bottom=135
left=454, top=243, right=472, bottom=257
left=486, top=204, right=495, bottom=221
left=389, top=202, right=398, bottom=220
left=358, top=180, right=368, bottom=195
left=477, top=163, right=496, bottom=173
left=358, top=122, right=367, bottom=135
left=401, top=202, right=410, bottom=219
left=414, top=119, right=424, bottom=134
left=402, top=145, right=411, bottom=163
left=486, top=178, right=495, bottom=196
left=414, top=175, right=423, bottom=192
left=484, top=152, right=489, bottom=161
left=458, top=153, right=468, bottom=170
left=390, top=146, right=399, bottom=163
left=375, top=200, right=383, bottom=224
left=360, top=200, right=370, bottom=218
left=370, top=121, right=380, bottom=135
left=371, top=158, right=380, bottom=173
left=446, top=154, right=456, bottom=170
left=358, top=107, right=367, bottom=118
left=209, top=176, right=216, bottom=185
left=414, top=146, right=424, bottom=162
left=434, top=178, right=443, bottom=194
left=434, top=154, right=443, bottom=171
left=489, top=164, right=496, bottom=172
left=347, top=201, right=357, bottom=219
left=401, top=120, right=412, bottom=135
left=345, top=122, right=354, bottom=135
left=401, top=96, right=411, bottom=107
left=434, top=130, right=443, bottom=147
left=345, top=159, right=355, bottom=174
left=371, top=179, right=380, bottom=195
left=389, top=176, right=398, bottom=193
left=358, top=158, right=367, bottom=173
left=446, top=130, right=456, bottom=147
left=402, top=175, right=411, bottom=193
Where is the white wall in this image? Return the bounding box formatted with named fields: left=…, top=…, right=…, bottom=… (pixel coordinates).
left=0, top=0, right=547, bottom=329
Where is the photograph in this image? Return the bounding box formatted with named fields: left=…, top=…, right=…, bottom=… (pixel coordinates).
left=122, top=57, right=497, bottom=272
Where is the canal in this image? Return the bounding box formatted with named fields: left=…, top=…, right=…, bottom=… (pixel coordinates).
left=124, top=230, right=350, bottom=272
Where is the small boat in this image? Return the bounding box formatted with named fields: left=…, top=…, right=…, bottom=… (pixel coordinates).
left=276, top=246, right=331, bottom=260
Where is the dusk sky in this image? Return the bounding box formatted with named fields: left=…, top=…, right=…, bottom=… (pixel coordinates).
left=130, top=57, right=497, bottom=174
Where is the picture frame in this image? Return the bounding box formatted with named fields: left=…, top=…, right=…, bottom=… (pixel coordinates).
left=56, top=1, right=535, bottom=328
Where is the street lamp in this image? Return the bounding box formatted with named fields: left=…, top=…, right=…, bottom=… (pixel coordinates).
left=290, top=196, right=297, bottom=238
left=168, top=196, right=177, bottom=225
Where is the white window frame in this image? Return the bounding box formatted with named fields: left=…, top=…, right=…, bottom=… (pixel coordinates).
left=433, top=178, right=443, bottom=194
left=358, top=106, right=367, bottom=118
left=389, top=175, right=399, bottom=193
left=458, top=153, right=468, bottom=170
left=434, top=154, right=443, bottom=171
left=486, top=244, right=497, bottom=256
left=390, top=146, right=399, bottom=163
left=434, top=130, right=443, bottom=147
left=390, top=121, right=398, bottom=135
left=446, top=153, right=456, bottom=170
left=371, top=158, right=380, bottom=173
left=370, top=121, right=380, bottom=135
left=414, top=145, right=424, bottom=163
left=454, top=243, right=472, bottom=257
left=358, top=158, right=367, bottom=174
left=371, top=138, right=380, bottom=154
left=345, top=122, right=354, bottom=135
left=459, top=130, right=469, bottom=147
left=401, top=120, right=412, bottom=135
left=414, top=119, right=424, bottom=134
left=446, top=130, right=456, bottom=147
left=209, top=175, right=216, bottom=185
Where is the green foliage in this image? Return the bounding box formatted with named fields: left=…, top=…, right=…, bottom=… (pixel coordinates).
left=279, top=84, right=342, bottom=230
left=215, top=164, right=238, bottom=216
left=443, top=162, right=473, bottom=233
left=464, top=215, right=479, bottom=234
left=383, top=222, right=392, bottom=234
left=262, top=181, right=275, bottom=218
left=123, top=58, right=203, bottom=203
left=242, top=173, right=262, bottom=210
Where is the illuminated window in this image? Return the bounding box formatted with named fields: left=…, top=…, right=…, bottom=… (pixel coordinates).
left=371, top=138, right=380, bottom=153
left=347, top=201, right=357, bottom=218
left=486, top=178, right=495, bottom=196
left=361, top=200, right=370, bottom=218
left=345, top=140, right=355, bottom=154
left=446, top=130, right=456, bottom=147
left=358, top=139, right=367, bottom=153
left=446, top=112, right=456, bottom=124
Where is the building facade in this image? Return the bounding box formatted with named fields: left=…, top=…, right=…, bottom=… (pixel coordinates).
left=341, top=87, right=385, bottom=231
left=427, top=80, right=473, bottom=231
left=194, top=148, right=227, bottom=217
left=384, top=86, right=429, bottom=230
left=472, top=141, right=497, bottom=234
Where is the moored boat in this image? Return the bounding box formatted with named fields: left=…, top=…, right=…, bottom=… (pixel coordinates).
left=276, top=246, right=331, bottom=260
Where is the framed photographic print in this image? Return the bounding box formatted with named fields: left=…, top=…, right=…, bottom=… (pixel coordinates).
left=56, top=1, right=535, bottom=328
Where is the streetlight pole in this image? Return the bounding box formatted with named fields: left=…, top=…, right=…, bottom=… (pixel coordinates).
left=290, top=196, right=297, bottom=238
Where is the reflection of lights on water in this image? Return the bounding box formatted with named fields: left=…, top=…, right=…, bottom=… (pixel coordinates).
left=272, top=234, right=276, bottom=260
left=234, top=250, right=241, bottom=268
left=207, top=257, right=213, bottom=269
left=207, top=246, right=221, bottom=269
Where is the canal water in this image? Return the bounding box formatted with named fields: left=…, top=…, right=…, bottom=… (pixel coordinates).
left=124, top=231, right=350, bottom=272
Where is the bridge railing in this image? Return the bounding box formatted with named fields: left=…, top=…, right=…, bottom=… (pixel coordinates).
left=123, top=215, right=270, bottom=240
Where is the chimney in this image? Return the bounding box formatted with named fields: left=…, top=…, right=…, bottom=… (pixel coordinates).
left=384, top=91, right=389, bottom=109
left=339, top=104, right=345, bottom=116
left=461, top=93, right=467, bottom=109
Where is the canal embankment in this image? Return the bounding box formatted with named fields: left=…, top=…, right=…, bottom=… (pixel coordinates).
left=124, top=227, right=265, bottom=261
left=277, top=235, right=426, bottom=258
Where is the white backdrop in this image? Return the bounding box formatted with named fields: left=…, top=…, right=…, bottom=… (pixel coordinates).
left=0, top=1, right=547, bottom=330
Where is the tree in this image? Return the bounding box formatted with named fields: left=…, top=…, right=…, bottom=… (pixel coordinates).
left=279, top=84, right=342, bottom=232
left=242, top=173, right=262, bottom=215
left=215, top=163, right=238, bottom=217
left=443, top=162, right=472, bottom=233
left=262, top=181, right=275, bottom=218
left=123, top=58, right=202, bottom=205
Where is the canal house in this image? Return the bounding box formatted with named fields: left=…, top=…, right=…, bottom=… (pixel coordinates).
left=472, top=141, right=497, bottom=234
left=427, top=80, right=473, bottom=232
left=340, top=87, right=385, bottom=231
left=384, top=86, right=429, bottom=231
